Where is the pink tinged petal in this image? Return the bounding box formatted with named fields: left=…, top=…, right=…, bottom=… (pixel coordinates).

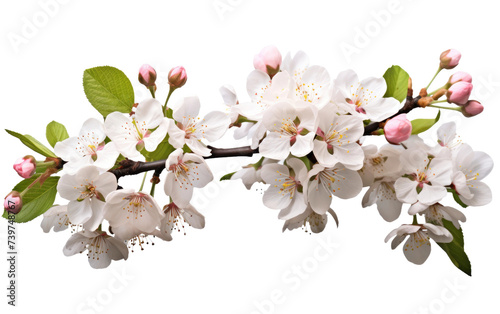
left=167, top=121, right=187, bottom=149
left=394, top=177, right=419, bottom=204
left=259, top=132, right=292, bottom=160
left=460, top=181, right=492, bottom=206
left=290, top=133, right=314, bottom=157
left=418, top=184, right=447, bottom=205
left=143, top=118, right=169, bottom=152
left=83, top=200, right=105, bottom=231
left=173, top=96, right=201, bottom=124
left=182, top=204, right=205, bottom=229
left=427, top=158, right=453, bottom=186
left=424, top=223, right=453, bottom=243
left=67, top=199, right=93, bottom=225
left=278, top=192, right=307, bottom=220
left=63, top=232, right=89, bottom=256
left=307, top=179, right=332, bottom=215
left=106, top=236, right=129, bottom=261
left=452, top=172, right=473, bottom=199
left=198, top=111, right=231, bottom=141
left=164, top=172, right=194, bottom=207
left=403, top=231, right=431, bottom=265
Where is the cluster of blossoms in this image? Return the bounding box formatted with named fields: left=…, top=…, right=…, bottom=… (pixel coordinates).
left=3, top=47, right=492, bottom=273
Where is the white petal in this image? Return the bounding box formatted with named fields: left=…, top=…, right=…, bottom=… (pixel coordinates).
left=259, top=132, right=292, bottom=160
left=173, top=96, right=201, bottom=123
left=403, top=232, right=431, bottom=265
left=394, top=178, right=418, bottom=204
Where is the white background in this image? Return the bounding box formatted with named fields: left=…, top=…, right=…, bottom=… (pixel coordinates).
left=1, top=0, right=499, bottom=313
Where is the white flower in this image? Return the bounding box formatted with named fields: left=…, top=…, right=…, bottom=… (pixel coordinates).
left=231, top=158, right=277, bottom=190
left=452, top=144, right=493, bottom=206
left=385, top=223, right=453, bottom=265
left=437, top=122, right=462, bottom=153
left=305, top=163, right=363, bottom=215
left=282, top=205, right=338, bottom=234
left=103, top=189, right=164, bottom=241
left=358, top=144, right=402, bottom=186
left=41, top=205, right=71, bottom=233
left=261, top=158, right=308, bottom=220
left=54, top=118, right=119, bottom=174
left=259, top=101, right=317, bottom=160
left=164, top=149, right=214, bottom=207
left=220, top=84, right=240, bottom=124
left=332, top=69, right=401, bottom=121
left=313, top=103, right=365, bottom=170
left=291, top=65, right=331, bottom=108
left=394, top=150, right=452, bottom=206
left=419, top=203, right=466, bottom=229
left=157, top=202, right=205, bottom=240
left=63, top=230, right=128, bottom=269
left=105, top=99, right=169, bottom=160
left=57, top=165, right=117, bottom=231
left=362, top=179, right=402, bottom=222
left=168, top=96, right=230, bottom=156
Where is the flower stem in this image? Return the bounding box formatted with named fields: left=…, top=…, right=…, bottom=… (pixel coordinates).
left=139, top=172, right=148, bottom=192
left=36, top=161, right=55, bottom=167
left=148, top=86, right=156, bottom=98
left=163, top=87, right=175, bottom=118
left=429, top=104, right=461, bottom=111
left=426, top=67, right=442, bottom=90
left=150, top=182, right=156, bottom=197
left=412, top=215, right=418, bottom=225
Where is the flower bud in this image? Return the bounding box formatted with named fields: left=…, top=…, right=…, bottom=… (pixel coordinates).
left=384, top=114, right=412, bottom=145
left=4, top=191, right=22, bottom=214
left=253, top=45, right=282, bottom=78
left=168, top=66, right=187, bottom=89
left=13, top=155, right=36, bottom=179
left=138, top=64, right=157, bottom=88
left=439, top=49, right=461, bottom=69
left=446, top=82, right=473, bottom=105
left=448, top=71, right=472, bottom=85
left=461, top=100, right=483, bottom=117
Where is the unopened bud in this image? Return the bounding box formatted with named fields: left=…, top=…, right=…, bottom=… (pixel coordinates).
left=168, top=66, right=187, bottom=88
left=448, top=71, right=472, bottom=86
left=439, top=49, right=461, bottom=69
left=461, top=100, right=483, bottom=117
left=138, top=64, right=157, bottom=88
left=13, top=155, right=36, bottom=179
left=384, top=114, right=412, bottom=145
left=253, top=45, right=282, bottom=78
left=4, top=191, right=22, bottom=214
left=446, top=82, right=473, bottom=105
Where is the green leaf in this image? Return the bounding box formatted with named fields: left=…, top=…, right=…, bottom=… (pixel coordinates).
left=437, top=219, right=471, bottom=276
left=411, top=110, right=441, bottom=135
left=383, top=65, right=410, bottom=103
left=141, top=135, right=176, bottom=162
left=83, top=66, right=135, bottom=118
left=6, top=129, right=56, bottom=157
left=46, top=121, right=69, bottom=148
left=220, top=172, right=236, bottom=181
left=2, top=176, right=59, bottom=223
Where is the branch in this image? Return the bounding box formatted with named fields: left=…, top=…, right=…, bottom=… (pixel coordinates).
left=109, top=145, right=259, bottom=180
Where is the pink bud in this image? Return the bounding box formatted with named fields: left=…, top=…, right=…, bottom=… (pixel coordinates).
left=448, top=71, right=472, bottom=85
left=384, top=114, right=412, bottom=145
left=13, top=155, right=36, bottom=179
left=253, top=45, right=282, bottom=78
left=446, top=82, right=473, bottom=105
left=440, top=49, right=461, bottom=69
left=168, top=66, right=187, bottom=88
left=138, top=64, right=157, bottom=88
left=4, top=192, right=22, bottom=214
left=461, top=100, right=483, bottom=117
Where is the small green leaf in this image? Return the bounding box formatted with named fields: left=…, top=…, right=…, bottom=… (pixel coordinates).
left=6, top=129, right=56, bottom=157
left=411, top=110, right=441, bottom=135
left=46, top=121, right=69, bottom=148
left=83, top=66, right=135, bottom=118
left=220, top=172, right=236, bottom=181
left=437, top=219, right=471, bottom=276
left=383, top=65, right=410, bottom=103
left=2, top=176, right=59, bottom=223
